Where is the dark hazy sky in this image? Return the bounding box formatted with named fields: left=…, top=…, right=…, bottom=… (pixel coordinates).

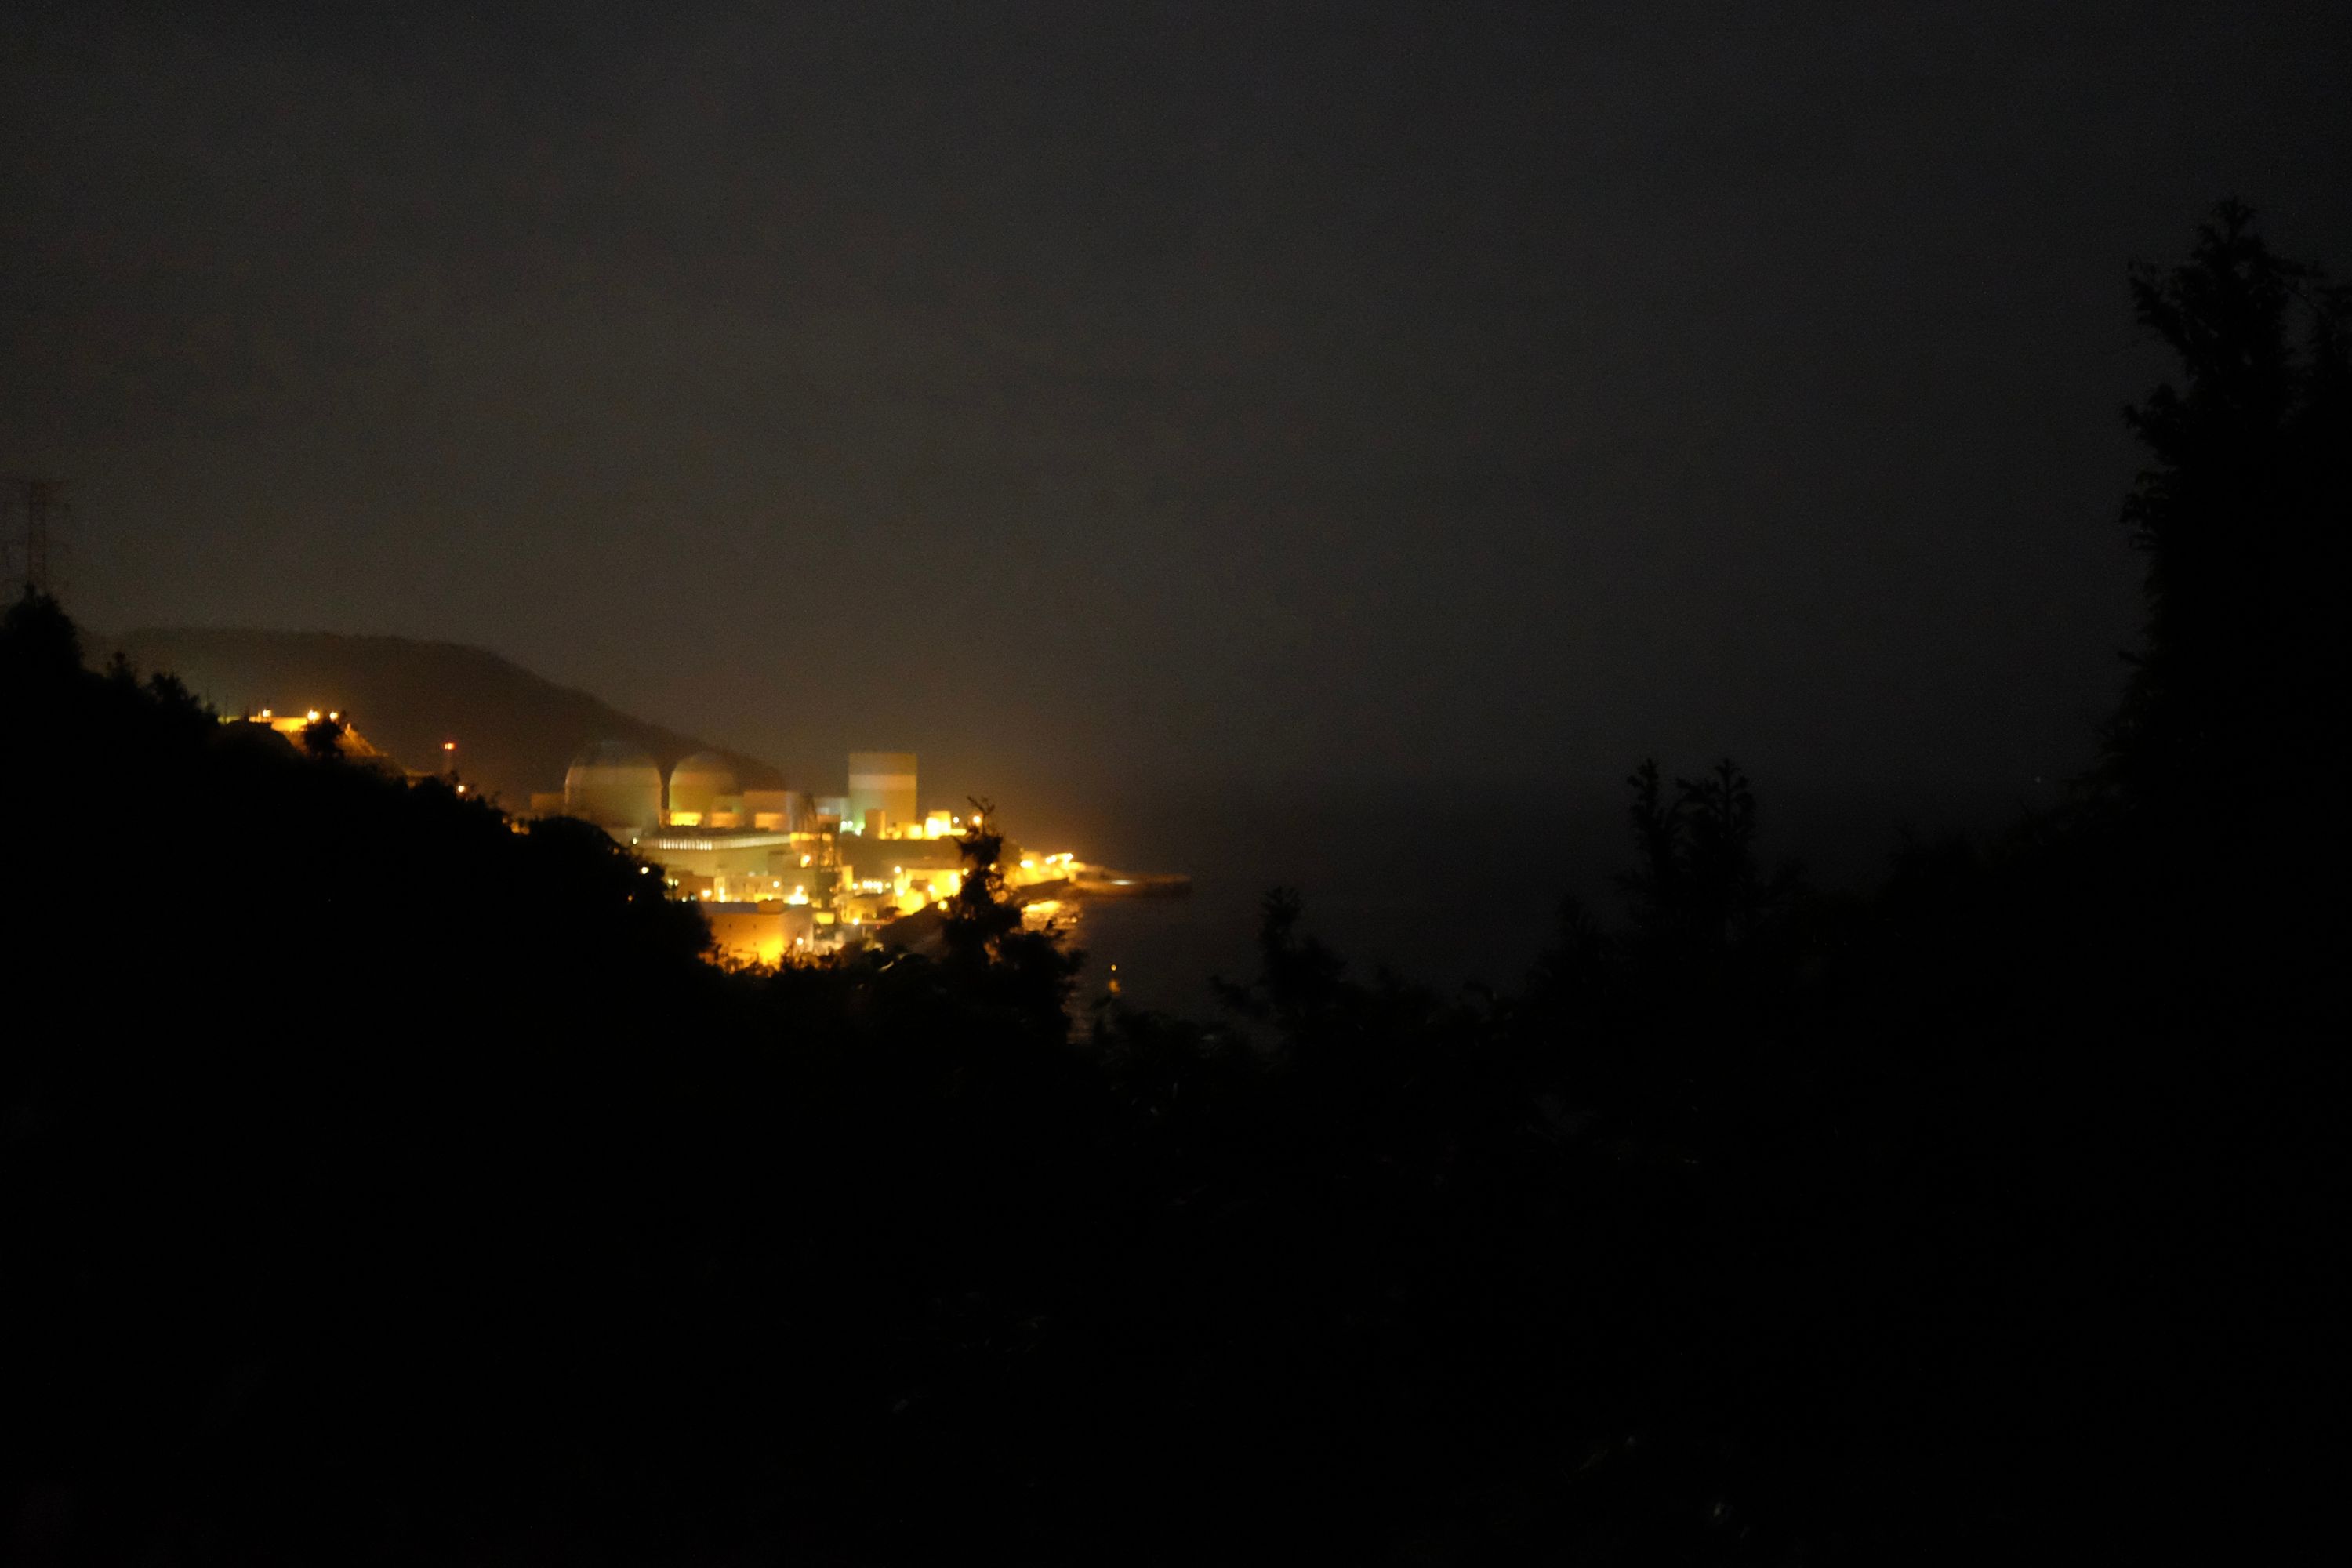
left=5, top=2, right=2348, bottom=808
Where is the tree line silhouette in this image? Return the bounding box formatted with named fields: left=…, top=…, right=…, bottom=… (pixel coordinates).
left=2, top=203, right=2343, bottom=1563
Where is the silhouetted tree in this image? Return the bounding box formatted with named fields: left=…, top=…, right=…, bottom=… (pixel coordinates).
left=0, top=586, right=80, bottom=683
left=938, top=797, right=1085, bottom=1035
left=942, top=796, right=1021, bottom=958
left=1210, top=887, right=1348, bottom=1043
left=1610, top=757, right=1794, bottom=960
left=299, top=712, right=347, bottom=759
left=2106, top=199, right=2352, bottom=811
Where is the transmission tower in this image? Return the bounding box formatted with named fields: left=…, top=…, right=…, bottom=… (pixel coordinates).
left=4, top=477, right=67, bottom=597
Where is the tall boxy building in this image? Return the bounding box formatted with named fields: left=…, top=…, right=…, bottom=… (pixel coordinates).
left=847, top=751, right=916, bottom=835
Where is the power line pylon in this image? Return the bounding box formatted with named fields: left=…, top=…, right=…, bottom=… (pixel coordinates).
left=5, top=477, right=67, bottom=597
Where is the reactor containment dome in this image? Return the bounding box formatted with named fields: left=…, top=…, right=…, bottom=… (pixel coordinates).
left=564, top=739, right=663, bottom=831
left=667, top=751, right=740, bottom=820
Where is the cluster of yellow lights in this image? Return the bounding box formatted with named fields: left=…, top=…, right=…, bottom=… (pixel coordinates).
left=614, top=783, right=1089, bottom=965
left=250, top=707, right=345, bottom=735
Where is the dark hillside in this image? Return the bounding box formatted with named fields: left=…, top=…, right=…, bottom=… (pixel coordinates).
left=3, top=595, right=1119, bottom=1565
left=107, top=627, right=785, bottom=804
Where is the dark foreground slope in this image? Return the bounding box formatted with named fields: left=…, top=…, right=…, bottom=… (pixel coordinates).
left=107, top=626, right=782, bottom=802
left=4, top=600, right=1141, bottom=1565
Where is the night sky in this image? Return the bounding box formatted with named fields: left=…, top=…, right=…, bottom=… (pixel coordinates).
left=7, top=2, right=2349, bottom=818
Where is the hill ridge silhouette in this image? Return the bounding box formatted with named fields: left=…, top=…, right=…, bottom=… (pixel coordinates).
left=108, top=626, right=786, bottom=806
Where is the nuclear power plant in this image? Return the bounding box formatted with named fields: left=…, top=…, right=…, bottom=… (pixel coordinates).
left=517, top=742, right=1128, bottom=967
left=224, top=701, right=1185, bottom=970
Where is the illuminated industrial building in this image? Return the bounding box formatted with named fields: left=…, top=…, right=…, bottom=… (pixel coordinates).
left=585, top=744, right=1185, bottom=965
left=847, top=750, right=917, bottom=837
left=702, top=902, right=817, bottom=967
left=527, top=743, right=1045, bottom=966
